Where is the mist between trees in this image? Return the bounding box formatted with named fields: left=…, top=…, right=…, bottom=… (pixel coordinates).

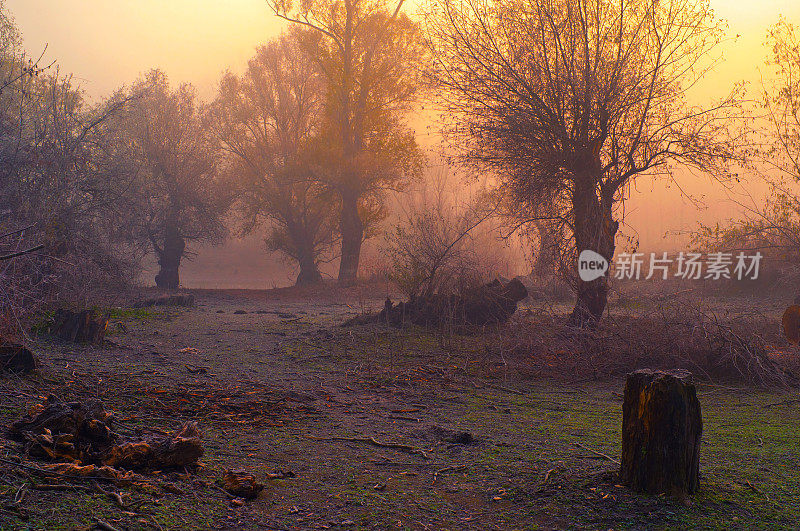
left=2, top=0, right=800, bottom=334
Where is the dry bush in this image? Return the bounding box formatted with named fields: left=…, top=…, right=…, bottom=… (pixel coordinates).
left=0, top=9, right=141, bottom=338
left=492, top=301, right=796, bottom=388
left=386, top=166, right=511, bottom=299
left=0, top=237, right=51, bottom=340
left=0, top=220, right=136, bottom=340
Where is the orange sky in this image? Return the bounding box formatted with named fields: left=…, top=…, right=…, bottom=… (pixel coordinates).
left=6, top=0, right=800, bottom=285
left=9, top=0, right=799, bottom=101
left=6, top=0, right=287, bottom=99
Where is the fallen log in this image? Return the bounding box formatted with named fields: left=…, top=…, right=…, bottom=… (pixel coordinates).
left=346, top=278, right=528, bottom=329
left=619, top=369, right=702, bottom=497
left=133, top=294, right=195, bottom=308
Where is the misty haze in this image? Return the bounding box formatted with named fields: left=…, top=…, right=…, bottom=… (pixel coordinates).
left=1, top=0, right=800, bottom=529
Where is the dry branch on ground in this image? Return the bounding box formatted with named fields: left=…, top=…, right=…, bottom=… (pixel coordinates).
left=494, top=302, right=796, bottom=388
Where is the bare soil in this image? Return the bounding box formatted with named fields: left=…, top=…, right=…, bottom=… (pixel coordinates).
left=1, top=287, right=799, bottom=530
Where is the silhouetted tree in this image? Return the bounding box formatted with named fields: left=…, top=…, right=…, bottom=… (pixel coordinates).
left=117, top=70, right=228, bottom=289
left=425, top=0, right=739, bottom=326
left=210, top=32, right=337, bottom=285
left=267, top=0, right=426, bottom=284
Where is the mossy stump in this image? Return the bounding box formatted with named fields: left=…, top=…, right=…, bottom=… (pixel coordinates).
left=619, top=369, right=702, bottom=496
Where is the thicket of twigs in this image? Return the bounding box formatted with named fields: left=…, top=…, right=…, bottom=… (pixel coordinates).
left=494, top=301, right=796, bottom=388
left=386, top=166, right=522, bottom=299
left=0, top=16, right=139, bottom=338
left=0, top=220, right=135, bottom=340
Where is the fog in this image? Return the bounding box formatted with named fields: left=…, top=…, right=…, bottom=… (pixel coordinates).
left=5, top=0, right=799, bottom=288
left=4, top=2, right=800, bottom=527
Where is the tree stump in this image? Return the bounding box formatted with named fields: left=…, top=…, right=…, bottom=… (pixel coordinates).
left=51, top=309, right=109, bottom=343
left=619, top=369, right=702, bottom=496
left=0, top=340, right=36, bottom=373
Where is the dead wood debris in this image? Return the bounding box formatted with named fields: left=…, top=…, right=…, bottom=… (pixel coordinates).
left=344, top=278, right=528, bottom=329
left=220, top=469, right=264, bottom=499
left=305, top=434, right=430, bottom=459
left=575, top=443, right=620, bottom=465
left=0, top=398, right=208, bottom=525
left=133, top=293, right=195, bottom=308
left=6, top=397, right=203, bottom=473
left=0, top=340, right=36, bottom=374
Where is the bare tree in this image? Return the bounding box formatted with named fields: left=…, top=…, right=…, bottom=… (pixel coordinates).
left=210, top=32, right=337, bottom=285
left=267, top=0, right=426, bottom=284
left=0, top=6, right=137, bottom=334
left=424, top=0, right=739, bottom=326
left=116, top=70, right=228, bottom=289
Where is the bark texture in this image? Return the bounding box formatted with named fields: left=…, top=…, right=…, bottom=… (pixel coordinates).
left=619, top=369, right=702, bottom=496
left=155, top=225, right=185, bottom=290
left=337, top=192, right=363, bottom=285
left=568, top=177, right=618, bottom=328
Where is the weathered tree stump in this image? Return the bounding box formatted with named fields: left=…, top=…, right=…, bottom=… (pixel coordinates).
left=0, top=340, right=36, bottom=373
left=619, top=369, right=702, bottom=496
left=51, top=309, right=109, bottom=343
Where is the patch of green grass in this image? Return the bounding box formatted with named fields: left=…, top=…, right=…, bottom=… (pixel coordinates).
left=102, top=306, right=162, bottom=321
left=460, top=384, right=800, bottom=529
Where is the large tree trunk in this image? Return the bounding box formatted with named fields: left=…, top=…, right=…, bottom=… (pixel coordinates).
left=338, top=191, right=363, bottom=285
left=296, top=253, right=323, bottom=286
left=155, top=224, right=185, bottom=290
left=533, top=220, right=559, bottom=279
left=568, top=177, right=617, bottom=327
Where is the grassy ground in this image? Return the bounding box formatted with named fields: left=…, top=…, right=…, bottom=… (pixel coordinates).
left=1, top=289, right=798, bottom=530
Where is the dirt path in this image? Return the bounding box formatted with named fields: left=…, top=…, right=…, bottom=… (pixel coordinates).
left=1, top=289, right=799, bottom=530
